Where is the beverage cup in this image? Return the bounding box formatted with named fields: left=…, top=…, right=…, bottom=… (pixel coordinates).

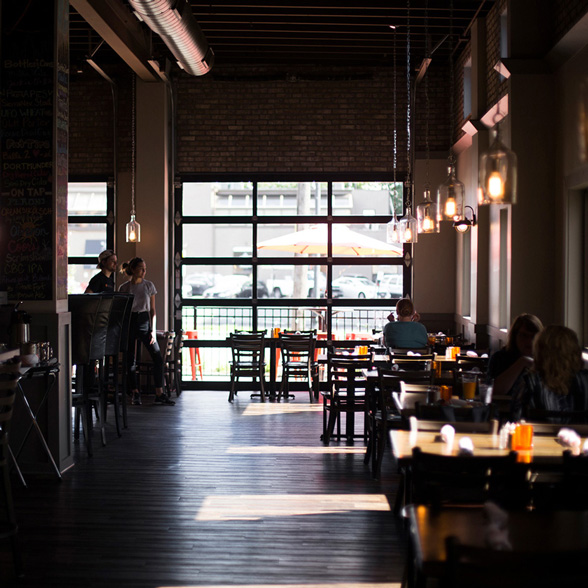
left=513, top=424, right=533, bottom=450
left=461, top=372, right=477, bottom=400
left=440, top=385, right=452, bottom=402
left=479, top=383, right=493, bottom=404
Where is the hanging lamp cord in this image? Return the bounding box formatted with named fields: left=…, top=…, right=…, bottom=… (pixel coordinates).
left=405, top=0, right=412, bottom=212
left=131, top=75, right=136, bottom=216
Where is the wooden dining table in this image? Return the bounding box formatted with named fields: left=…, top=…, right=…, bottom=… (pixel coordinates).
left=406, top=504, right=588, bottom=582
left=390, top=429, right=571, bottom=465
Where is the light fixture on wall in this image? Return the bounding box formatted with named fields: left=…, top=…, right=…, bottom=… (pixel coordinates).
left=416, top=1, right=440, bottom=234
left=386, top=24, right=401, bottom=245
left=453, top=205, right=477, bottom=233
left=479, top=109, right=517, bottom=205
left=126, top=76, right=141, bottom=243
left=398, top=1, right=417, bottom=244
left=436, top=0, right=465, bottom=223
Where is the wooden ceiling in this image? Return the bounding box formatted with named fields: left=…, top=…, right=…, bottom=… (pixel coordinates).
left=69, top=1, right=496, bottom=76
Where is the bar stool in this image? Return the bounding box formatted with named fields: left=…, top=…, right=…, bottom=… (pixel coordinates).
left=185, top=330, right=203, bottom=380
left=103, top=293, right=133, bottom=433
left=69, top=294, right=113, bottom=456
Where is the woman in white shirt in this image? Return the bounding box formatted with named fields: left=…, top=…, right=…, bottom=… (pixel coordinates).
left=119, top=257, right=175, bottom=406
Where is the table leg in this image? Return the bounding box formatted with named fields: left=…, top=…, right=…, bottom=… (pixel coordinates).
left=14, top=372, right=62, bottom=480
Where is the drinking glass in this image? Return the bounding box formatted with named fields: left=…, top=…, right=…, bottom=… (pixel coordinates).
left=513, top=424, right=534, bottom=450
left=460, top=372, right=477, bottom=400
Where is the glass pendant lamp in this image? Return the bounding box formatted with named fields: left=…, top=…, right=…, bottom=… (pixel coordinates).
left=479, top=125, right=517, bottom=205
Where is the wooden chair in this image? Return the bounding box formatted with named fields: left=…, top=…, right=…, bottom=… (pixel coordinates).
left=444, top=536, right=588, bottom=588
left=524, top=420, right=588, bottom=436
left=413, top=418, right=499, bottom=434
left=321, top=355, right=371, bottom=444
left=0, top=375, right=22, bottom=577
left=410, top=446, right=529, bottom=510
left=557, top=451, right=588, bottom=510
left=166, top=330, right=184, bottom=397
left=415, top=402, right=492, bottom=423
left=137, top=330, right=174, bottom=396
left=365, top=368, right=413, bottom=479
left=278, top=331, right=318, bottom=402
left=526, top=407, right=588, bottom=425
left=228, top=331, right=266, bottom=403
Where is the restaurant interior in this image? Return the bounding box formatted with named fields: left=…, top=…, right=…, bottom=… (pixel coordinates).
left=2, top=0, right=588, bottom=586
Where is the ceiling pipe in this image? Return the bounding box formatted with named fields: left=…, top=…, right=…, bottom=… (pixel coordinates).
left=128, top=0, right=214, bottom=76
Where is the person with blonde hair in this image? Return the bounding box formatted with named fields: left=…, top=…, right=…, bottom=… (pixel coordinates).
left=487, top=313, right=544, bottom=396
left=512, top=325, right=588, bottom=421
left=383, top=297, right=427, bottom=349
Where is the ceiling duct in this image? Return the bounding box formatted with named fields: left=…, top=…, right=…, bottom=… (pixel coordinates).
left=129, top=0, right=214, bottom=76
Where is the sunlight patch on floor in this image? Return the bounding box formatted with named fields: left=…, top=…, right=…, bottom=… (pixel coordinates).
left=242, top=403, right=323, bottom=416
left=226, top=445, right=364, bottom=454
left=196, top=494, right=390, bottom=521
left=159, top=584, right=402, bottom=588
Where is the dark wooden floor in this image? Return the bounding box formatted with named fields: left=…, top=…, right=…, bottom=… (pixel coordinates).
left=1, top=390, right=406, bottom=587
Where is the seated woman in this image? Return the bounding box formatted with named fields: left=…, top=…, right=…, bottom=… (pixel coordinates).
left=383, top=297, right=428, bottom=350
left=512, top=325, right=588, bottom=422
left=486, top=313, right=543, bottom=396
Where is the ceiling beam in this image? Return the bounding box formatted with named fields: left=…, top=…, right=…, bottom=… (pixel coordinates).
left=71, top=0, right=159, bottom=81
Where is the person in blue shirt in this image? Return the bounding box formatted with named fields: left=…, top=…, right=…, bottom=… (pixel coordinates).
left=383, top=297, right=428, bottom=349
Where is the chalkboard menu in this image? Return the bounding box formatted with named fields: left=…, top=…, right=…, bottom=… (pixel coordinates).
left=0, top=1, right=68, bottom=300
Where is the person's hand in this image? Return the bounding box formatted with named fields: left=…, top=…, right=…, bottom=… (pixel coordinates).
left=519, top=355, right=534, bottom=369
left=387, top=312, right=396, bottom=322
left=149, top=332, right=156, bottom=345
left=411, top=311, right=421, bottom=322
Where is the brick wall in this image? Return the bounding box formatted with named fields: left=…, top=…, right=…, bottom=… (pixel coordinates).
left=69, top=64, right=450, bottom=177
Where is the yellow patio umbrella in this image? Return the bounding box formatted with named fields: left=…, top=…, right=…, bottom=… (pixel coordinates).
left=257, top=224, right=403, bottom=256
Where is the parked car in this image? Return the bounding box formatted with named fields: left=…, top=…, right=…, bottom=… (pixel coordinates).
left=202, top=275, right=249, bottom=298
left=331, top=276, right=379, bottom=298
left=182, top=272, right=215, bottom=297
left=235, top=280, right=269, bottom=298
left=377, top=274, right=403, bottom=298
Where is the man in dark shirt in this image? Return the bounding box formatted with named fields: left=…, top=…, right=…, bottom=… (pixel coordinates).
left=85, top=249, right=117, bottom=293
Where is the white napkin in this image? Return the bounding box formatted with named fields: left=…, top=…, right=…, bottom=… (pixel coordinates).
left=466, top=350, right=478, bottom=357
left=583, top=440, right=588, bottom=455
left=458, top=436, right=474, bottom=455
left=409, top=416, right=418, bottom=433
left=440, top=424, right=455, bottom=444
left=558, top=428, right=582, bottom=449
left=481, top=353, right=488, bottom=358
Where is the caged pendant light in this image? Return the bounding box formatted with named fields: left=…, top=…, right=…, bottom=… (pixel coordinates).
left=126, top=76, right=141, bottom=243
left=436, top=0, right=465, bottom=223
left=416, top=0, right=440, bottom=234
left=479, top=109, right=517, bottom=205
left=398, top=0, right=417, bottom=244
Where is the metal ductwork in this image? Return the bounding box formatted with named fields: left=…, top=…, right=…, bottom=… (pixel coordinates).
left=129, top=0, right=214, bottom=76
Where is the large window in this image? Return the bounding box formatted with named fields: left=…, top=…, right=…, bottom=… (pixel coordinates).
left=176, top=179, right=410, bottom=383
left=67, top=180, right=114, bottom=294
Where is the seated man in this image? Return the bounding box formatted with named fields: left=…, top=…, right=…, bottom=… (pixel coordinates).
left=383, top=297, right=428, bottom=349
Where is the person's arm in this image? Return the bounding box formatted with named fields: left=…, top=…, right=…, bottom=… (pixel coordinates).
left=149, top=293, right=157, bottom=344
left=492, top=355, right=534, bottom=396
left=84, top=287, right=94, bottom=293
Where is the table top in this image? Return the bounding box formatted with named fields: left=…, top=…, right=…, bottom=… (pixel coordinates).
left=389, top=429, right=570, bottom=463
left=407, top=505, right=588, bottom=576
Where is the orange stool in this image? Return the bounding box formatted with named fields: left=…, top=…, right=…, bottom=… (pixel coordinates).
left=186, top=330, right=203, bottom=380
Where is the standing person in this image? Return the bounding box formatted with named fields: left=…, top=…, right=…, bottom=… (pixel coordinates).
left=383, top=297, right=428, bottom=349
left=486, top=313, right=543, bottom=396
left=118, top=257, right=175, bottom=406
left=85, top=249, right=117, bottom=293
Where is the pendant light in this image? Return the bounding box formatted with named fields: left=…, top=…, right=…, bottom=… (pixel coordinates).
left=416, top=0, right=440, bottom=234
left=386, top=25, right=401, bottom=245
left=398, top=0, right=417, bottom=244
left=436, top=0, right=465, bottom=222
left=479, top=110, right=517, bottom=205
left=126, top=75, right=141, bottom=243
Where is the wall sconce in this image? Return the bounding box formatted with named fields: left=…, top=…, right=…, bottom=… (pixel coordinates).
left=453, top=205, right=477, bottom=233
